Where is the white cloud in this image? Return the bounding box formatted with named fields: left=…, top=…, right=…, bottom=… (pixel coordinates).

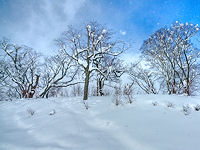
left=0, top=0, right=140, bottom=61
left=120, top=30, right=126, bottom=35
left=0, top=0, right=88, bottom=54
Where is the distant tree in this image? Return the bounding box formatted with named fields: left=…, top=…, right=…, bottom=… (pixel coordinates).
left=71, top=84, right=82, bottom=97
left=140, top=21, right=200, bottom=95
left=128, top=64, right=158, bottom=94
left=57, top=22, right=127, bottom=103
left=95, top=56, right=125, bottom=96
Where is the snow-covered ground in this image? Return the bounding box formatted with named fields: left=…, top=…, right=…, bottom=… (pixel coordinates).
left=0, top=94, right=200, bottom=150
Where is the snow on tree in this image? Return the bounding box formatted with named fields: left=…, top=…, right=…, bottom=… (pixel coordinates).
left=140, top=22, right=200, bottom=95
left=128, top=63, right=158, bottom=94
left=39, top=50, right=80, bottom=98
left=94, top=55, right=125, bottom=96
left=0, top=39, right=40, bottom=99
left=57, top=22, right=127, bottom=102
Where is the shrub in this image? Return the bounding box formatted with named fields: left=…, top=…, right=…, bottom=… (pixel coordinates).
left=27, top=108, right=35, bottom=116
left=113, top=86, right=122, bottom=106
left=123, top=83, right=134, bottom=104
left=182, top=105, right=191, bottom=115
left=194, top=104, right=200, bottom=111
left=166, top=102, right=175, bottom=108
left=49, top=109, right=56, bottom=115
left=152, top=101, right=158, bottom=106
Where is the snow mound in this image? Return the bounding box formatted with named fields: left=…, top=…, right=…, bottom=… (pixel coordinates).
left=0, top=94, right=200, bottom=150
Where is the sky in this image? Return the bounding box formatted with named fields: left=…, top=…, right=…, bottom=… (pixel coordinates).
left=0, top=0, right=200, bottom=61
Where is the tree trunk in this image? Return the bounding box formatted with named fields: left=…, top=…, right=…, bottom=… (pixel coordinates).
left=40, top=86, right=51, bottom=98
left=83, top=71, right=90, bottom=100
left=166, top=79, right=171, bottom=95
left=96, top=78, right=99, bottom=96
left=185, top=78, right=190, bottom=96
left=96, top=77, right=104, bottom=96
left=28, top=75, right=40, bottom=98
left=22, top=89, right=27, bottom=98
left=172, top=79, right=176, bottom=94
left=99, top=79, right=104, bottom=96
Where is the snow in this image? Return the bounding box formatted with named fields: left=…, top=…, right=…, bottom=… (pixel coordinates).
left=77, top=59, right=87, bottom=68
left=98, top=35, right=103, bottom=40
left=87, top=25, right=91, bottom=31
left=1, top=94, right=200, bottom=150
left=102, top=29, right=107, bottom=34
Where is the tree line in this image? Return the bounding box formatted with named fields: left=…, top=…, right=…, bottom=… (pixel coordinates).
left=0, top=21, right=200, bottom=101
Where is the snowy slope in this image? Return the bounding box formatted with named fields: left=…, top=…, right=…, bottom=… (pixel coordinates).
left=0, top=94, right=200, bottom=150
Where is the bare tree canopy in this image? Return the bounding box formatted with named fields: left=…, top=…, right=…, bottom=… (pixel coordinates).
left=57, top=21, right=128, bottom=100
left=39, top=50, right=80, bottom=98
left=140, top=22, right=200, bottom=95
left=0, top=39, right=41, bottom=98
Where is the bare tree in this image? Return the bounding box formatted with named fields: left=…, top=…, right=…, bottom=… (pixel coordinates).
left=0, top=39, right=40, bottom=99
left=128, top=64, right=158, bottom=94
left=95, top=56, right=125, bottom=96
left=57, top=22, right=126, bottom=101
left=40, top=51, right=80, bottom=98
left=140, top=21, right=200, bottom=95
left=123, top=82, right=134, bottom=103
left=71, top=84, right=82, bottom=97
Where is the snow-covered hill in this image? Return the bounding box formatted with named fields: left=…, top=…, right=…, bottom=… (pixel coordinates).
left=0, top=94, right=200, bottom=150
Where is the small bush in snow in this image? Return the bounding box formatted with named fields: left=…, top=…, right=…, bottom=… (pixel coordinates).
left=123, top=83, right=134, bottom=104
left=27, top=108, right=35, bottom=116
left=182, top=105, right=191, bottom=115
left=83, top=100, right=89, bottom=109
left=113, top=86, right=122, bottom=106
left=166, top=102, right=175, bottom=108
left=104, top=89, right=111, bottom=96
left=49, top=109, right=56, bottom=115
left=152, top=101, right=158, bottom=106
left=194, top=104, right=200, bottom=111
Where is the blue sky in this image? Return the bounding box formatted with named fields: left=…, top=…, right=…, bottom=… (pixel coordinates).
left=0, top=0, right=200, bottom=60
